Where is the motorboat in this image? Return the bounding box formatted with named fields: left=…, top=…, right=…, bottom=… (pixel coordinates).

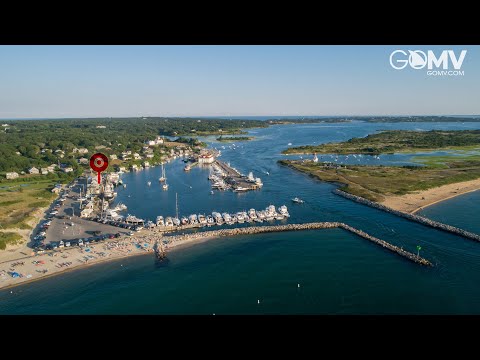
left=278, top=205, right=290, bottom=217
left=156, top=216, right=165, bottom=226
left=291, top=197, right=304, bottom=204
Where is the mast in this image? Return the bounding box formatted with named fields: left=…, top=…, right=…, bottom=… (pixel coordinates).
left=176, top=192, right=179, bottom=219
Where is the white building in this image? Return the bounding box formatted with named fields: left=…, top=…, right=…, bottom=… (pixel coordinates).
left=146, top=153, right=154, bottom=159
left=41, top=168, right=49, bottom=175
left=78, top=158, right=89, bottom=165
left=5, top=172, right=19, bottom=180
left=143, top=161, right=150, bottom=168
left=96, top=125, right=106, bottom=129
left=110, top=154, right=118, bottom=160
left=78, top=148, right=88, bottom=155
left=28, top=167, right=40, bottom=174
left=198, top=154, right=215, bottom=164
left=147, top=140, right=156, bottom=146
left=131, top=164, right=139, bottom=172
left=63, top=167, right=74, bottom=173
left=133, top=153, right=142, bottom=160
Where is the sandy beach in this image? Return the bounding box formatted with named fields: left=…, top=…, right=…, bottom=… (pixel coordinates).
left=381, top=178, right=480, bottom=214
left=1, top=221, right=436, bottom=290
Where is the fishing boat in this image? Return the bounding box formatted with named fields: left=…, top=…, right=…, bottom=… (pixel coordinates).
left=291, top=197, right=304, bottom=204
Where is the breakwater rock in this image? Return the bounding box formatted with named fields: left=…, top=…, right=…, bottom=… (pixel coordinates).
left=334, top=189, right=480, bottom=242
left=165, top=222, right=432, bottom=266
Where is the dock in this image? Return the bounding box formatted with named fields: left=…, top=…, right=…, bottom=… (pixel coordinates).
left=213, top=160, right=262, bottom=191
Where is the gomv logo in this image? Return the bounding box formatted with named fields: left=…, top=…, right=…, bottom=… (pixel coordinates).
left=390, top=50, right=467, bottom=71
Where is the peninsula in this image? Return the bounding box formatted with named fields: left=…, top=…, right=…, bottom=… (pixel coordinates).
left=280, top=130, right=480, bottom=213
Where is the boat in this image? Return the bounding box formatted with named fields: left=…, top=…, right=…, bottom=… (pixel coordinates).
left=156, top=216, right=164, bottom=226
left=198, top=214, right=207, bottom=225
left=181, top=216, right=189, bottom=225
left=291, top=197, right=304, bottom=204
left=145, top=220, right=155, bottom=229
left=162, top=183, right=169, bottom=190
left=173, top=217, right=180, bottom=226
left=236, top=212, right=245, bottom=223
left=210, top=190, right=214, bottom=195
left=278, top=205, right=290, bottom=217
left=222, top=212, right=232, bottom=224
left=123, top=184, right=127, bottom=188
left=147, top=181, right=151, bottom=186
left=256, top=210, right=266, bottom=221
left=233, top=186, right=249, bottom=192
left=206, top=215, right=215, bottom=226
left=248, top=208, right=257, bottom=219
left=184, top=165, right=191, bottom=171
left=159, top=164, right=166, bottom=182
left=125, top=214, right=145, bottom=224
left=165, top=217, right=174, bottom=226
left=188, top=214, right=198, bottom=224
left=212, top=212, right=223, bottom=225
left=288, top=143, right=292, bottom=146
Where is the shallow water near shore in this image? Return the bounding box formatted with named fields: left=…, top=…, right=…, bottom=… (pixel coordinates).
left=1, top=121, right=480, bottom=314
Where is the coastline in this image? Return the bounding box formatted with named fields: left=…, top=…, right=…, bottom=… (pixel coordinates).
left=0, top=222, right=432, bottom=291
left=381, top=178, right=480, bottom=214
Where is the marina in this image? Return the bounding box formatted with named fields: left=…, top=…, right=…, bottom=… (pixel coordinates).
left=3, top=121, right=480, bottom=314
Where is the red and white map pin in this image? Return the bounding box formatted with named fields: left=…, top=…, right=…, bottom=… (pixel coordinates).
left=90, top=153, right=109, bottom=184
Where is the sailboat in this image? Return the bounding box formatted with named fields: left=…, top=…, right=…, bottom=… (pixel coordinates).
left=162, top=166, right=169, bottom=190
left=159, top=164, right=166, bottom=182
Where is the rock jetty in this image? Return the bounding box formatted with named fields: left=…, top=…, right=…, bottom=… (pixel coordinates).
left=334, top=189, right=480, bottom=242
left=164, top=222, right=432, bottom=266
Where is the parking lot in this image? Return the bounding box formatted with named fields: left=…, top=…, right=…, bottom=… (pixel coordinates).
left=34, top=180, right=131, bottom=250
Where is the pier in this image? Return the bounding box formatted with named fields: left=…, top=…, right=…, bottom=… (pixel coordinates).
left=163, top=222, right=433, bottom=266
left=213, top=160, right=262, bottom=191
left=334, top=189, right=480, bottom=243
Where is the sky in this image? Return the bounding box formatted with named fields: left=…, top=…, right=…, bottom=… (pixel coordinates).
left=0, top=45, right=478, bottom=118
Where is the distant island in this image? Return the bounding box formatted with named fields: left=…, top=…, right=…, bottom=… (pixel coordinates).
left=216, top=136, right=254, bottom=142
left=283, top=130, right=480, bottom=155
left=267, top=118, right=352, bottom=124
left=354, top=116, right=480, bottom=123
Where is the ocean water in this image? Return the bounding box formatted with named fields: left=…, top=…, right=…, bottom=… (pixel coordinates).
left=1, top=121, right=480, bottom=314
